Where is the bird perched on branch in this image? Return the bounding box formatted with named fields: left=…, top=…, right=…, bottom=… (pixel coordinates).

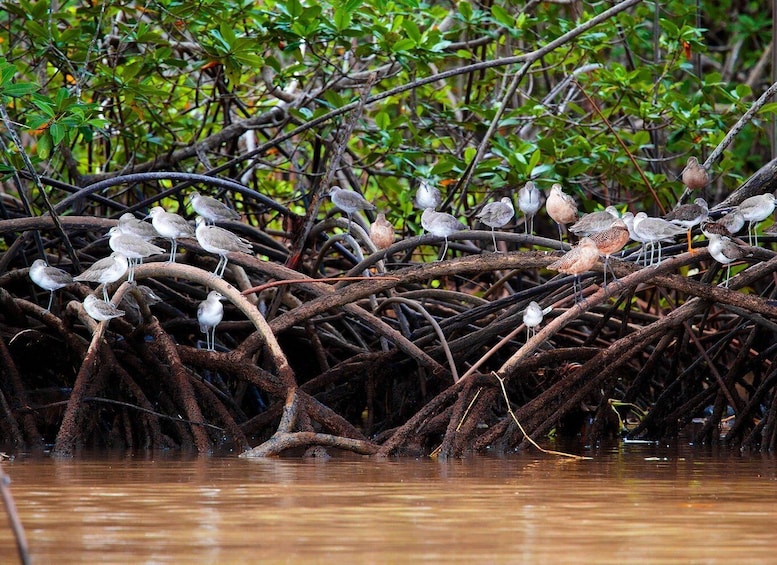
left=108, top=227, right=166, bottom=282
left=681, top=156, right=709, bottom=191
left=476, top=197, right=514, bottom=252
left=195, top=217, right=253, bottom=278
left=198, top=290, right=225, bottom=351
left=547, top=237, right=599, bottom=303
left=414, top=180, right=442, bottom=210
left=74, top=252, right=129, bottom=302
left=329, top=186, right=375, bottom=232
left=29, top=259, right=73, bottom=312
left=664, top=198, right=708, bottom=253
left=589, top=219, right=630, bottom=288
left=705, top=232, right=749, bottom=288
left=370, top=213, right=395, bottom=250
left=632, top=212, right=686, bottom=266
left=736, top=193, right=776, bottom=246
left=518, top=181, right=542, bottom=235
left=421, top=208, right=468, bottom=261
left=189, top=191, right=240, bottom=224
left=83, top=294, right=125, bottom=322
left=570, top=206, right=620, bottom=237
left=546, top=184, right=578, bottom=242
left=147, top=207, right=196, bottom=263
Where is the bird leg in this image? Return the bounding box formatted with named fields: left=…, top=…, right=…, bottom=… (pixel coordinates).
left=46, top=291, right=54, bottom=312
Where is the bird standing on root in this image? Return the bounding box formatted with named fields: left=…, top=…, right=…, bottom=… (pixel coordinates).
left=414, top=180, right=442, bottom=210
left=421, top=208, right=468, bottom=261
left=518, top=181, right=542, bottom=235
left=198, top=290, right=224, bottom=351
left=589, top=219, right=630, bottom=288
left=329, top=185, right=375, bottom=232
left=29, top=259, right=73, bottom=312
left=147, top=206, right=196, bottom=263
left=83, top=294, right=125, bottom=322
left=74, top=252, right=129, bottom=302
left=108, top=227, right=166, bottom=283
left=189, top=191, right=240, bottom=224
left=117, top=213, right=158, bottom=241
left=705, top=233, right=749, bottom=288
left=569, top=206, right=620, bottom=237
left=523, top=300, right=552, bottom=341
left=681, top=156, right=710, bottom=191
left=632, top=212, right=686, bottom=266
left=476, top=197, right=514, bottom=252
left=195, top=216, right=253, bottom=277
left=736, top=193, right=776, bottom=246
left=546, top=183, right=578, bottom=242
left=547, top=237, right=599, bottom=303
left=664, top=198, right=708, bottom=253
left=370, top=213, right=395, bottom=250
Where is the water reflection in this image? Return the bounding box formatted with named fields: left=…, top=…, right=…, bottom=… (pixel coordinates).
left=2, top=444, right=776, bottom=563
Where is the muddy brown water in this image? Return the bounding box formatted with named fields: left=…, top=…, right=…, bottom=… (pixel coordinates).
left=1, top=443, right=775, bottom=563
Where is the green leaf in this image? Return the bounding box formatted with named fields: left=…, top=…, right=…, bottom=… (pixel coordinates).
left=392, top=38, right=416, bottom=52
left=1, top=82, right=39, bottom=97
left=490, top=5, right=513, bottom=28
left=36, top=132, right=52, bottom=160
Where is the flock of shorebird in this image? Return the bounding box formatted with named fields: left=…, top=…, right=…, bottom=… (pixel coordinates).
left=29, top=191, right=248, bottom=350
left=28, top=163, right=777, bottom=348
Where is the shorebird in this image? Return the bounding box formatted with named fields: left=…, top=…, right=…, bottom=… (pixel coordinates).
left=147, top=206, right=196, bottom=263
left=546, top=183, right=578, bottom=242
left=589, top=219, right=630, bottom=288
left=195, top=216, right=253, bottom=277
left=369, top=213, right=395, bottom=250
left=523, top=300, right=552, bottom=341
left=547, top=237, right=599, bottom=303
left=329, top=185, right=375, bottom=232
left=83, top=294, right=125, bottom=322
left=189, top=191, right=240, bottom=224
left=198, top=290, right=224, bottom=351
left=681, top=156, right=709, bottom=190
left=706, top=233, right=748, bottom=288
left=664, top=198, right=708, bottom=253
left=29, top=259, right=73, bottom=312
left=116, top=213, right=158, bottom=241
left=736, top=193, right=776, bottom=246
left=74, top=252, right=129, bottom=302
left=621, top=212, right=648, bottom=263
left=476, top=197, right=514, bottom=252
left=717, top=209, right=745, bottom=235
left=414, top=180, right=442, bottom=210
left=632, top=212, right=686, bottom=266
left=421, top=208, right=468, bottom=261
left=518, top=181, right=542, bottom=235
left=108, top=227, right=166, bottom=282
left=570, top=206, right=620, bottom=237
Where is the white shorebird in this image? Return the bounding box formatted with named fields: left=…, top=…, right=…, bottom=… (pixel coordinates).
left=189, top=191, right=240, bottom=224
left=108, top=227, right=166, bottom=282
left=681, top=156, right=710, bottom=191
left=195, top=216, right=253, bottom=277
left=329, top=186, right=375, bottom=232
left=476, top=197, right=514, bottom=252
left=369, top=213, right=395, bottom=250
left=570, top=206, right=620, bottom=237
left=664, top=198, right=708, bottom=253
left=116, top=213, right=158, bottom=241
left=518, top=181, right=542, bottom=235
left=706, top=233, right=748, bottom=288
left=421, top=208, right=468, bottom=261
left=29, top=259, right=73, bottom=311
left=414, top=180, right=442, bottom=210
left=198, top=290, right=225, bottom=351
left=83, top=294, right=125, bottom=322
left=632, top=212, right=686, bottom=266
left=546, top=183, right=578, bottom=242
left=523, top=300, right=552, bottom=340
left=147, top=206, right=196, bottom=263
left=547, top=237, right=599, bottom=303
left=736, top=193, right=776, bottom=246
left=74, top=252, right=129, bottom=302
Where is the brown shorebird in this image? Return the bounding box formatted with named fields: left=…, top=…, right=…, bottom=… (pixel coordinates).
left=546, top=183, right=578, bottom=242
left=108, top=227, right=166, bottom=282
left=74, top=252, right=129, bottom=302
left=421, top=208, right=468, bottom=261
left=189, top=191, right=240, bottom=224
left=413, top=180, right=442, bottom=210
left=369, top=213, right=395, bottom=250
left=476, top=197, right=514, bottom=252
left=632, top=212, right=686, bottom=266
left=664, top=198, right=708, bottom=253
left=717, top=210, right=745, bottom=235
left=570, top=206, right=620, bottom=237
left=198, top=290, right=225, bottom=351
left=736, top=193, right=776, bottom=246
left=589, top=219, right=630, bottom=288
left=29, top=259, right=73, bottom=312
left=706, top=233, right=748, bottom=288
left=547, top=237, right=599, bottom=303
left=147, top=206, right=196, bottom=263
left=195, top=216, right=253, bottom=278
left=83, top=294, right=125, bottom=322
left=681, top=156, right=709, bottom=190
left=329, top=186, right=376, bottom=232
left=518, top=181, right=542, bottom=235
